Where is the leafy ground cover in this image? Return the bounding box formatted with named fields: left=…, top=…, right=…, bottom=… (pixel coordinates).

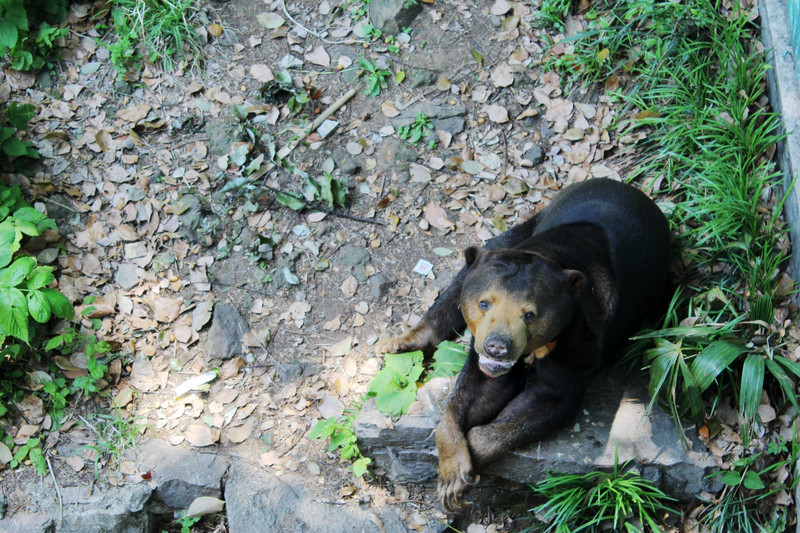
left=0, top=0, right=798, bottom=530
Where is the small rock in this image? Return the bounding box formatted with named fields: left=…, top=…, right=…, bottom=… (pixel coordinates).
left=522, top=145, right=545, bottom=166
left=206, top=303, right=249, bottom=360
left=369, top=273, right=393, bottom=301
left=332, top=147, right=361, bottom=175
left=368, top=0, right=423, bottom=35
left=345, top=141, right=363, bottom=155
left=337, top=244, right=371, bottom=282
left=317, top=119, right=339, bottom=139
left=278, top=54, right=303, bottom=69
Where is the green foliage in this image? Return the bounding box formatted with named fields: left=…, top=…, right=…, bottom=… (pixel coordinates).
left=308, top=403, right=372, bottom=477
left=631, top=289, right=800, bottom=446
left=81, top=403, right=145, bottom=478
left=535, top=0, right=572, bottom=31
left=699, top=438, right=799, bottom=532
left=10, top=436, right=47, bottom=474
left=532, top=448, right=676, bottom=532
left=0, top=0, right=69, bottom=71
left=304, top=171, right=349, bottom=210
left=309, top=342, right=468, bottom=478
left=543, top=0, right=718, bottom=84
left=104, top=0, right=204, bottom=76
left=427, top=340, right=468, bottom=380
left=397, top=112, right=433, bottom=145
left=358, top=56, right=391, bottom=97
left=1, top=103, right=41, bottom=174
left=0, top=184, right=70, bottom=346
left=368, top=351, right=424, bottom=417
left=174, top=514, right=202, bottom=533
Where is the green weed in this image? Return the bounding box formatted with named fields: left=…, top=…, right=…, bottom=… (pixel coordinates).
left=532, top=447, right=676, bottom=532
left=81, top=403, right=146, bottom=477
left=0, top=0, right=69, bottom=71
left=358, top=56, right=391, bottom=97
left=535, top=0, right=572, bottom=31
left=104, top=0, right=204, bottom=75
left=397, top=112, right=433, bottom=145
left=699, top=437, right=799, bottom=532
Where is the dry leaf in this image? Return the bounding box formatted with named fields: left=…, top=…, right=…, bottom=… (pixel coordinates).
left=66, top=454, right=85, bottom=472
left=305, top=45, right=330, bottom=67
left=227, top=420, right=254, bottom=444
left=409, top=163, right=431, bottom=183
left=185, top=496, right=225, bottom=518
left=318, top=395, right=345, bottom=419
left=153, top=297, right=182, bottom=323
left=328, top=336, right=353, bottom=357
left=491, top=62, right=514, bottom=87
left=185, top=424, right=218, bottom=447
left=424, top=202, right=455, bottom=232
left=250, top=64, right=275, bottom=83
left=484, top=104, right=509, bottom=123
left=117, top=104, right=151, bottom=122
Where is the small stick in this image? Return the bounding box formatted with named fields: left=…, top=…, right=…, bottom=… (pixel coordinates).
left=251, top=87, right=357, bottom=182
left=46, top=455, right=63, bottom=530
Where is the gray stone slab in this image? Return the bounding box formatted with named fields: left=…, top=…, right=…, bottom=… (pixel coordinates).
left=355, top=373, right=720, bottom=502
left=225, top=460, right=407, bottom=533
left=137, top=439, right=230, bottom=509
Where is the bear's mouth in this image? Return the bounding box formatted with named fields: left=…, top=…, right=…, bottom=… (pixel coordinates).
left=477, top=354, right=515, bottom=378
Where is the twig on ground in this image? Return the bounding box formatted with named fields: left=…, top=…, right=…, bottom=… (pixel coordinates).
left=46, top=455, right=63, bottom=530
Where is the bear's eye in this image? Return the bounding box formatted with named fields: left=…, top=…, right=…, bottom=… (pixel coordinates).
left=478, top=300, right=491, bottom=311
left=523, top=311, right=536, bottom=323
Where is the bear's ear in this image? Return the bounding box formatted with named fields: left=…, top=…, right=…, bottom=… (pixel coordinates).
left=464, top=246, right=482, bottom=267
left=565, top=269, right=586, bottom=291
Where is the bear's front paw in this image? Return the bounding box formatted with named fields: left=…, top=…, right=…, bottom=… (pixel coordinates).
left=376, top=325, right=433, bottom=354
left=437, top=435, right=476, bottom=512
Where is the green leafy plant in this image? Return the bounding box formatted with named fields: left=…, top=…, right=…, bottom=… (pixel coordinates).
left=309, top=342, right=468, bottom=477
left=532, top=447, right=676, bottom=532
left=308, top=402, right=372, bottom=477
left=358, top=56, right=391, bottom=97
left=699, top=437, right=799, bottom=533
left=397, top=111, right=433, bottom=145
left=0, top=0, right=69, bottom=71
left=9, top=435, right=47, bottom=474
left=367, top=351, right=424, bottom=417
left=81, top=403, right=146, bottom=477
left=174, top=514, right=202, bottom=533
left=304, top=171, right=349, bottom=210
left=104, top=0, right=204, bottom=75
left=536, top=0, right=573, bottom=31
left=0, top=185, right=72, bottom=346
left=1, top=103, right=41, bottom=174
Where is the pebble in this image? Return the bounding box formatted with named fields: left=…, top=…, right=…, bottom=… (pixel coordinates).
left=346, top=141, right=363, bottom=155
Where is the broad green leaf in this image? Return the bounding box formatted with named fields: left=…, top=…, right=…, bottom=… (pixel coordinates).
left=740, top=353, right=765, bottom=425
left=351, top=456, right=371, bottom=477
left=742, top=470, right=765, bottom=490
left=678, top=358, right=703, bottom=423
left=42, top=288, right=73, bottom=320
left=0, top=255, right=36, bottom=286
left=11, top=206, right=44, bottom=224
left=373, top=384, right=417, bottom=417
left=719, top=470, right=741, bottom=486
left=2, top=136, right=27, bottom=157
left=0, top=19, right=19, bottom=49
left=275, top=191, right=305, bottom=211
left=773, top=355, right=800, bottom=380
left=427, top=341, right=467, bottom=379
left=690, top=340, right=745, bottom=393
left=643, top=339, right=679, bottom=412
left=26, top=265, right=54, bottom=290
left=27, top=290, right=51, bottom=323
left=0, top=287, right=29, bottom=342
left=15, top=218, right=39, bottom=236
left=384, top=351, right=424, bottom=381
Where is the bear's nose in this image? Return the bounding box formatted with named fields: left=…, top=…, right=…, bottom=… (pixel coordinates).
left=484, top=335, right=511, bottom=358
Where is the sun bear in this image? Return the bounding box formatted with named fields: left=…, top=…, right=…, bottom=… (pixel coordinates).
left=379, top=178, right=671, bottom=511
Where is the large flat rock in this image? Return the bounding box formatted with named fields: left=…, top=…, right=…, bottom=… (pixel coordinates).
left=355, top=372, right=720, bottom=502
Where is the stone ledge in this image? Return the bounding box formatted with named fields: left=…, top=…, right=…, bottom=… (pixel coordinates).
left=355, top=372, right=721, bottom=503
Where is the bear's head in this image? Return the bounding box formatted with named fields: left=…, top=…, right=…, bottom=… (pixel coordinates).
left=460, top=247, right=586, bottom=378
